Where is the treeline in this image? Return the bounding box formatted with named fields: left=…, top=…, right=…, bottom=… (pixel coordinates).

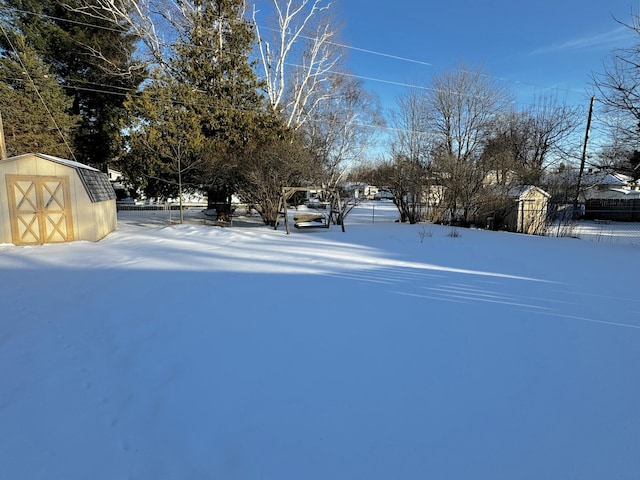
left=359, top=65, right=583, bottom=225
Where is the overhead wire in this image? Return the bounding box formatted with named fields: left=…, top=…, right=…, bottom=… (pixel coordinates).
left=0, top=3, right=586, bottom=102
left=0, top=21, right=78, bottom=160
left=0, top=3, right=616, bottom=149
left=0, top=5, right=128, bottom=33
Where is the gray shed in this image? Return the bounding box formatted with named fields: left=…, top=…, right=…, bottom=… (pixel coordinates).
left=0, top=153, right=116, bottom=245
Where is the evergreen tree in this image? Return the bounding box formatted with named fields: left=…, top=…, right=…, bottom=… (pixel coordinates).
left=119, top=0, right=318, bottom=222
left=174, top=0, right=269, bottom=219
left=123, top=0, right=285, bottom=220
left=1, top=0, right=144, bottom=168
left=0, top=35, right=79, bottom=157
left=123, top=70, right=207, bottom=222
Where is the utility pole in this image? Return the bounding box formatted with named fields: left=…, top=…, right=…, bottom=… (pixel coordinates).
left=573, top=95, right=595, bottom=217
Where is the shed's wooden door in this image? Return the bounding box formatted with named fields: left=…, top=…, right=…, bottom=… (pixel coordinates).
left=6, top=175, right=74, bottom=245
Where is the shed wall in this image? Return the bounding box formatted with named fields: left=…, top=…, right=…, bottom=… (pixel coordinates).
left=0, top=178, right=8, bottom=244
left=90, top=200, right=117, bottom=241
left=517, top=190, right=549, bottom=235
left=0, top=154, right=116, bottom=244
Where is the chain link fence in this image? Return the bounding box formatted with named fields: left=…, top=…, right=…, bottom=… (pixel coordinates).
left=353, top=201, right=640, bottom=246
left=547, top=204, right=640, bottom=245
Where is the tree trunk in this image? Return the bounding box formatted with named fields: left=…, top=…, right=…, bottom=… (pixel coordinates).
left=207, top=188, right=232, bottom=222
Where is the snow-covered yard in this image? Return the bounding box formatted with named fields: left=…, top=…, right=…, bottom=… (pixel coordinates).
left=1, top=202, right=639, bottom=479
left=568, top=220, right=640, bottom=245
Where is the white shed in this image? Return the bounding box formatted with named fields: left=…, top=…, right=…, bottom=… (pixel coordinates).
left=506, top=185, right=551, bottom=235
left=0, top=153, right=117, bottom=245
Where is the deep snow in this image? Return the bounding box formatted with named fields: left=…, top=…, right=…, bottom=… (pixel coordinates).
left=1, top=202, right=639, bottom=479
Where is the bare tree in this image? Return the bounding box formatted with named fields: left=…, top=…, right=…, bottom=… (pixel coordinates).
left=591, top=11, right=640, bottom=176
left=592, top=12, right=640, bottom=139
left=476, top=95, right=581, bottom=230
left=425, top=63, right=513, bottom=224
left=59, top=0, right=233, bottom=74
left=593, top=130, right=640, bottom=179
left=239, top=134, right=321, bottom=225
left=370, top=157, right=428, bottom=224
left=253, top=0, right=384, bottom=202
left=426, top=63, right=512, bottom=162
left=520, top=95, right=582, bottom=182
left=390, top=87, right=431, bottom=165
left=252, top=0, right=342, bottom=130
left=59, top=0, right=169, bottom=70
left=483, top=96, right=582, bottom=185
left=385, top=86, right=433, bottom=223
left=303, top=74, right=384, bottom=186
left=480, top=111, right=525, bottom=185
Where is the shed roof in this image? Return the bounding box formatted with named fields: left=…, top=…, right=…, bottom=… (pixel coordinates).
left=506, top=185, right=551, bottom=199
left=0, top=153, right=116, bottom=203
left=1, top=152, right=99, bottom=171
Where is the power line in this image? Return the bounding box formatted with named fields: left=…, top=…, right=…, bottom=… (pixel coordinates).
left=257, top=24, right=432, bottom=66
left=2, top=72, right=612, bottom=142
left=0, top=22, right=77, bottom=160
left=0, top=4, right=615, bottom=146
left=0, top=6, right=128, bottom=33
left=1, top=4, right=588, bottom=102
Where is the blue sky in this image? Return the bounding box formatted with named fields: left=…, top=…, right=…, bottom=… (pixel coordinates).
left=337, top=0, right=637, bottom=111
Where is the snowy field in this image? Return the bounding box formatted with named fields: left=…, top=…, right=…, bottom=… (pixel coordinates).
left=1, top=201, right=640, bottom=479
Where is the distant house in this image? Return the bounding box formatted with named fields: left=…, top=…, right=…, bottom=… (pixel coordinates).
left=337, top=183, right=384, bottom=200
left=373, top=189, right=394, bottom=200
left=0, top=153, right=116, bottom=245
left=483, top=169, right=518, bottom=187
left=580, top=170, right=636, bottom=200
left=578, top=170, right=640, bottom=221
left=108, top=168, right=123, bottom=182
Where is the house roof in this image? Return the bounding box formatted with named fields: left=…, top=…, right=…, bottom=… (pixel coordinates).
left=584, top=187, right=640, bottom=200
left=582, top=170, right=629, bottom=187
left=544, top=169, right=633, bottom=188
left=1, top=153, right=115, bottom=203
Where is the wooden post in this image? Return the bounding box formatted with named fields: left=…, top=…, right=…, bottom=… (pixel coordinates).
left=330, top=188, right=345, bottom=232
left=0, top=112, right=7, bottom=160
left=283, top=189, right=291, bottom=234
left=274, top=187, right=292, bottom=234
